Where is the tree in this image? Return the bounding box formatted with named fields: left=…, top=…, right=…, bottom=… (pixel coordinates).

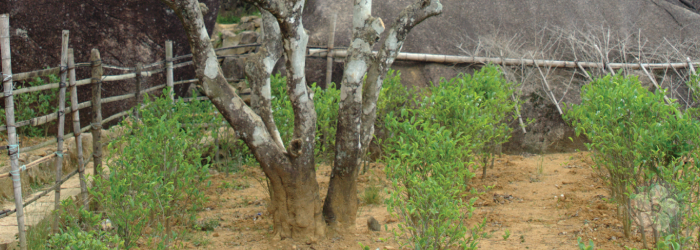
left=157, top=0, right=442, bottom=240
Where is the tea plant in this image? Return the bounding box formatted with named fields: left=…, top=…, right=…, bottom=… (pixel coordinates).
left=91, top=91, right=211, bottom=249
left=0, top=74, right=68, bottom=137
left=424, top=65, right=519, bottom=179
left=384, top=115, right=484, bottom=250
left=565, top=73, right=700, bottom=247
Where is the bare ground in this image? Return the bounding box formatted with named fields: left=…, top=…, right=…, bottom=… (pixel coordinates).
left=181, top=152, right=648, bottom=250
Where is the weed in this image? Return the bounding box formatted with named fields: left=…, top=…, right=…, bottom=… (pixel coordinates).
left=577, top=237, right=595, bottom=250
left=502, top=229, right=511, bottom=240
left=196, top=218, right=220, bottom=232
left=362, top=185, right=381, bottom=205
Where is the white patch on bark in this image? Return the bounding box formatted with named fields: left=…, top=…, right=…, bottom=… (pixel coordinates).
left=432, top=1, right=444, bottom=12
left=263, top=56, right=276, bottom=73
left=353, top=0, right=371, bottom=29
left=252, top=127, right=266, bottom=147
left=291, top=28, right=309, bottom=79
left=346, top=60, right=367, bottom=84
left=363, top=102, right=375, bottom=115
left=204, top=56, right=219, bottom=79
left=386, top=30, right=399, bottom=51
left=262, top=81, right=272, bottom=100
left=196, top=15, right=209, bottom=42
left=294, top=77, right=309, bottom=103
left=230, top=98, right=243, bottom=110
left=371, top=19, right=385, bottom=34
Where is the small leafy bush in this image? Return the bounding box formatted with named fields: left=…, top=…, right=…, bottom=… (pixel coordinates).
left=425, top=65, right=519, bottom=179
left=92, top=91, right=211, bottom=249
left=46, top=227, right=123, bottom=250
left=384, top=115, right=484, bottom=250
left=565, top=73, right=700, bottom=247
left=0, top=74, right=68, bottom=137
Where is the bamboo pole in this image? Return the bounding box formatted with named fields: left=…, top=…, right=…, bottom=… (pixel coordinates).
left=575, top=61, right=593, bottom=81
left=91, top=49, right=104, bottom=178
left=12, top=67, right=60, bottom=82
left=143, top=84, right=166, bottom=94
left=29, top=101, right=92, bottom=127
left=688, top=57, right=697, bottom=76
left=102, top=110, right=131, bottom=125
left=53, top=30, right=69, bottom=234
left=134, top=63, right=142, bottom=118
left=101, top=93, right=135, bottom=105
left=0, top=120, right=29, bottom=132
left=166, top=41, right=174, bottom=102
left=308, top=49, right=700, bottom=70
left=69, top=49, right=89, bottom=209
left=19, top=124, right=92, bottom=154
left=174, top=79, right=198, bottom=86
left=325, top=13, right=337, bottom=88
left=1, top=14, right=27, bottom=250
left=0, top=149, right=69, bottom=179
left=530, top=54, right=563, bottom=115
left=638, top=62, right=672, bottom=105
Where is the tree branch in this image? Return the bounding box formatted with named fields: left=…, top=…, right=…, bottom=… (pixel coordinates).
left=245, top=10, right=285, bottom=151
left=360, top=0, right=442, bottom=149
left=159, top=0, right=286, bottom=168
left=334, top=0, right=384, bottom=176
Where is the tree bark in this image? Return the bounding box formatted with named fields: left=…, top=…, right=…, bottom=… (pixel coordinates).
left=323, top=0, right=385, bottom=232
left=324, top=0, right=443, bottom=232
left=244, top=10, right=285, bottom=151
left=160, top=0, right=324, bottom=240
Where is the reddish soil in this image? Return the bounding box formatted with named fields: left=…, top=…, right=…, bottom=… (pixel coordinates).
left=177, top=152, right=648, bottom=249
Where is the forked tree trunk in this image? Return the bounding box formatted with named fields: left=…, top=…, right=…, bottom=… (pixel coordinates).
left=161, top=0, right=441, bottom=239
left=160, top=0, right=324, bottom=240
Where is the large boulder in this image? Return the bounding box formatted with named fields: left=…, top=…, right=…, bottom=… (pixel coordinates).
left=0, top=0, right=220, bottom=129
left=302, top=0, right=700, bottom=153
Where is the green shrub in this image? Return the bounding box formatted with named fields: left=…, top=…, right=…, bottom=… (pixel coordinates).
left=565, top=73, right=700, bottom=247
left=384, top=116, right=484, bottom=250
left=46, top=227, right=123, bottom=250
left=91, top=91, right=211, bottom=249
left=425, top=65, right=518, bottom=179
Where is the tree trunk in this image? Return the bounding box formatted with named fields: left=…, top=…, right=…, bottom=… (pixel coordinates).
left=161, top=0, right=324, bottom=240
left=323, top=0, right=385, bottom=232
left=324, top=0, right=443, bottom=232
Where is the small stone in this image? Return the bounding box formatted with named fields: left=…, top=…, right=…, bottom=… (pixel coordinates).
left=385, top=246, right=396, bottom=250
left=367, top=216, right=381, bottom=231
left=213, top=233, right=219, bottom=237
left=611, top=236, right=617, bottom=240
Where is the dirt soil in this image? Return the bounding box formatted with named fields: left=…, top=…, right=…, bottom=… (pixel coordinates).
left=181, top=152, right=647, bottom=250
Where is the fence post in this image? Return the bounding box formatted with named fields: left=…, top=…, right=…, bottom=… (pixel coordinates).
left=68, top=49, right=89, bottom=210
left=53, top=30, right=69, bottom=233
left=134, top=62, right=142, bottom=118
left=166, top=40, right=174, bottom=102
left=1, top=14, right=27, bottom=250
left=91, top=49, right=103, bottom=179
left=325, top=13, right=337, bottom=88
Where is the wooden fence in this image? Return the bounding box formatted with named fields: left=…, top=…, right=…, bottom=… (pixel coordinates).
left=2, top=14, right=700, bottom=250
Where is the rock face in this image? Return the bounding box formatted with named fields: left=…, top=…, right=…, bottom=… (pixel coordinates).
left=302, top=0, right=700, bottom=153
left=0, top=0, right=220, bottom=128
